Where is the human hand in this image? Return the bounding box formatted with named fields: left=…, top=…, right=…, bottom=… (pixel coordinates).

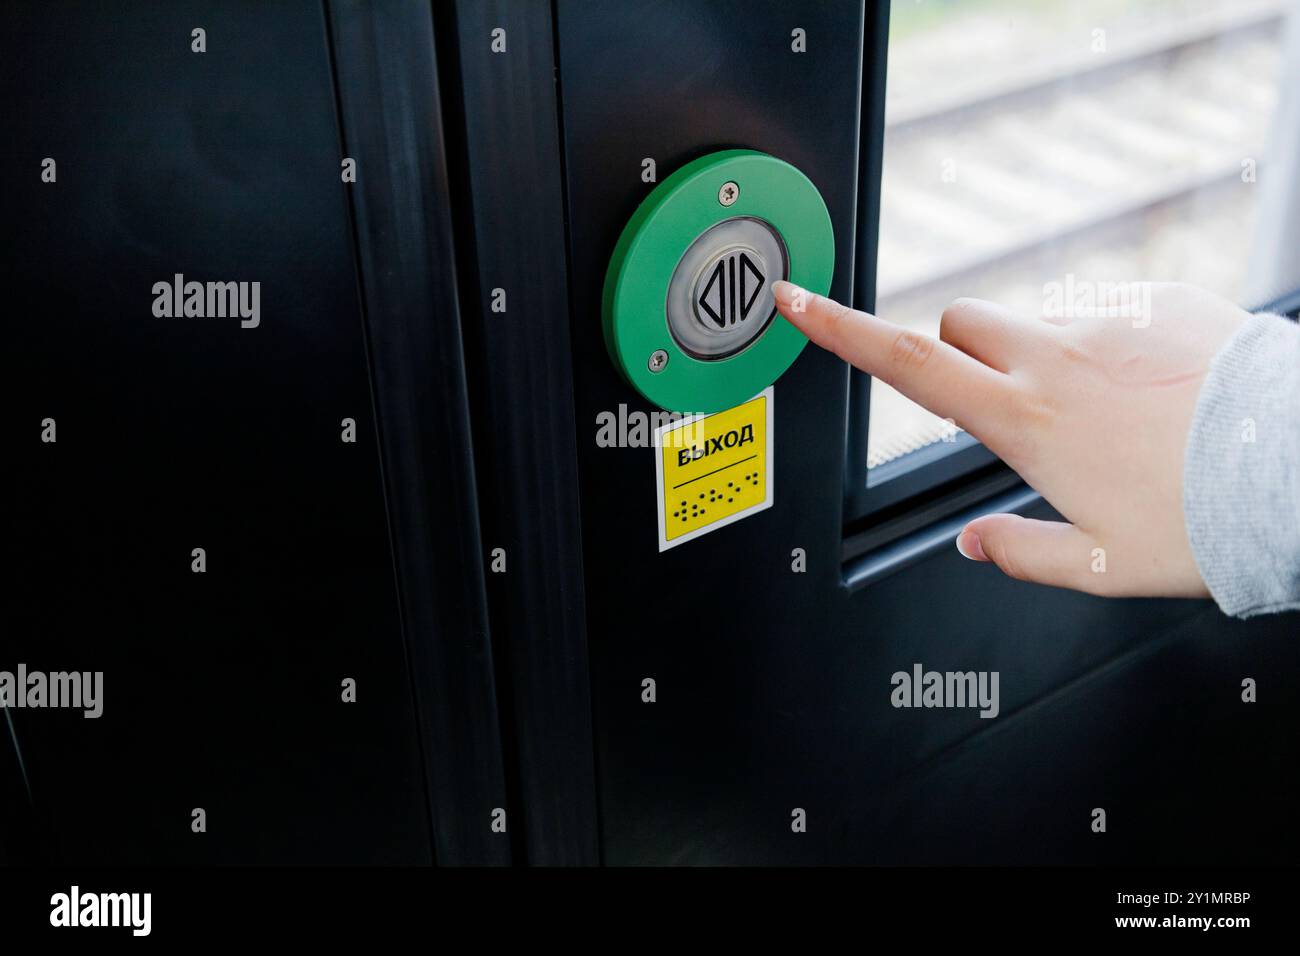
left=773, top=280, right=1251, bottom=597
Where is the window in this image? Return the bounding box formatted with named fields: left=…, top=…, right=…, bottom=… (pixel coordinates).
left=854, top=0, right=1300, bottom=520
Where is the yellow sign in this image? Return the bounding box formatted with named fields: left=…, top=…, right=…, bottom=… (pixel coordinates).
left=655, top=386, right=773, bottom=551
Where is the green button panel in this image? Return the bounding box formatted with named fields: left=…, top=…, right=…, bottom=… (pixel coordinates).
left=602, top=149, right=835, bottom=413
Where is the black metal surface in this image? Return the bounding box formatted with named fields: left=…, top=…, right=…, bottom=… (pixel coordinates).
left=6, top=0, right=1297, bottom=870
left=6, top=0, right=433, bottom=863
left=0, top=714, right=33, bottom=865
left=325, top=0, right=511, bottom=865
left=843, top=480, right=1037, bottom=589
left=552, top=0, right=1300, bottom=864
left=851, top=600, right=1300, bottom=864
left=554, top=0, right=865, bottom=863
left=845, top=0, right=891, bottom=522
left=434, top=0, right=600, bottom=865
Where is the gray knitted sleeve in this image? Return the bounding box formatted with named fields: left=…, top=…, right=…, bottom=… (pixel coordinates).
left=1183, top=312, right=1300, bottom=618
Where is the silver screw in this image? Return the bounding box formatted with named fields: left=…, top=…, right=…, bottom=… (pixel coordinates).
left=648, top=349, right=669, bottom=373
left=718, top=181, right=739, bottom=206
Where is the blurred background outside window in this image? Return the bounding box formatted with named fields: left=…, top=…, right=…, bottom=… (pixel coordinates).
left=870, top=0, right=1300, bottom=476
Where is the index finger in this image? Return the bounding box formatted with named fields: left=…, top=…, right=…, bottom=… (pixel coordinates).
left=773, top=281, right=1018, bottom=446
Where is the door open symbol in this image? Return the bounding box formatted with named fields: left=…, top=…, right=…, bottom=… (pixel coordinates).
left=665, top=216, right=787, bottom=361
left=697, top=251, right=765, bottom=328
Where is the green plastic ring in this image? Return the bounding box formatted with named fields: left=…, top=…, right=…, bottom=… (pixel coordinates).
left=602, top=149, right=834, bottom=414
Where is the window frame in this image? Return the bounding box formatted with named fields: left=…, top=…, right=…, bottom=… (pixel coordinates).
left=843, top=0, right=1300, bottom=574
left=843, top=0, right=1010, bottom=542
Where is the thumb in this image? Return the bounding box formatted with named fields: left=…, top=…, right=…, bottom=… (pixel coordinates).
left=956, top=514, right=1102, bottom=593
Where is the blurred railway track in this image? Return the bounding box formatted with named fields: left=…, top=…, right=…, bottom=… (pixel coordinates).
left=868, top=0, right=1288, bottom=469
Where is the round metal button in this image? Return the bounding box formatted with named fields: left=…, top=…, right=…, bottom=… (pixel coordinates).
left=665, top=216, right=788, bottom=360
left=602, top=149, right=834, bottom=413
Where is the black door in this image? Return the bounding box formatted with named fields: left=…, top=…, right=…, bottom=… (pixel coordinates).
left=442, top=0, right=1300, bottom=865
left=7, top=0, right=1299, bottom=869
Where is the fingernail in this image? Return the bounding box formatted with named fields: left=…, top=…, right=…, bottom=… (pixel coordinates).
left=956, top=530, right=987, bottom=561
left=772, top=280, right=802, bottom=302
